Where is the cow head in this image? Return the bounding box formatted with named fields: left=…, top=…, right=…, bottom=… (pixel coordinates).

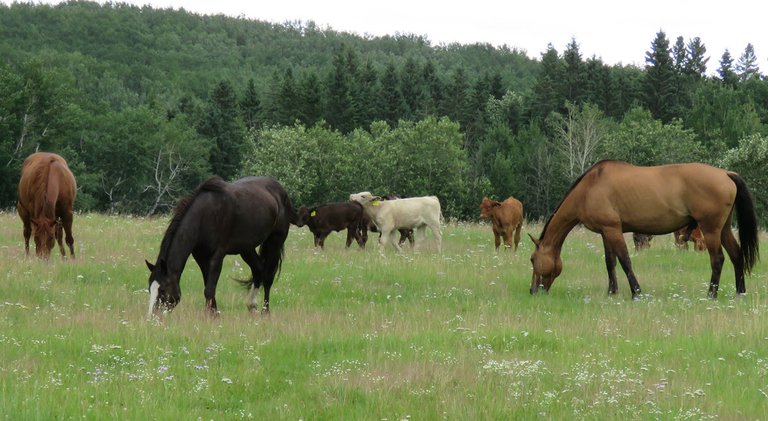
left=479, top=197, right=499, bottom=219
left=349, top=192, right=381, bottom=205
left=295, top=207, right=312, bottom=227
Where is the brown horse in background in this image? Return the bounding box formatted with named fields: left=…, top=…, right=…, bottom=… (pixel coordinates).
left=17, top=152, right=77, bottom=259
left=530, top=160, right=759, bottom=299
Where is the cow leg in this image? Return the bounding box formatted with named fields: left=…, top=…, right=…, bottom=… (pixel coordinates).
left=414, top=226, right=427, bottom=252
left=378, top=229, right=392, bottom=254
left=345, top=227, right=356, bottom=248
left=313, top=234, right=320, bottom=248
left=429, top=223, right=442, bottom=253
left=513, top=223, right=522, bottom=252
left=493, top=229, right=501, bottom=251
left=720, top=228, right=745, bottom=295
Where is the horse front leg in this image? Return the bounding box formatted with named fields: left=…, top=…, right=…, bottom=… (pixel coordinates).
left=195, top=253, right=223, bottom=317
left=601, top=234, right=619, bottom=295
left=604, top=231, right=642, bottom=299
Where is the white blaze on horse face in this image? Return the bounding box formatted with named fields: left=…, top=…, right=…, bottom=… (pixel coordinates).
left=148, top=280, right=160, bottom=319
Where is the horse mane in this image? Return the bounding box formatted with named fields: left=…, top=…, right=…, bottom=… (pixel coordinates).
left=539, top=160, right=625, bottom=240
left=157, top=176, right=228, bottom=260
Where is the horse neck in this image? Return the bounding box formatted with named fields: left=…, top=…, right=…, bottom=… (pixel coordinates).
left=540, top=199, right=580, bottom=253
left=159, top=220, right=198, bottom=276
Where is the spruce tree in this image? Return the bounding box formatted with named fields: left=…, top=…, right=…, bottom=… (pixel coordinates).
left=198, top=80, right=243, bottom=180
left=644, top=31, right=677, bottom=122
left=240, top=78, right=262, bottom=130
left=736, top=43, right=760, bottom=81
left=717, top=50, right=738, bottom=86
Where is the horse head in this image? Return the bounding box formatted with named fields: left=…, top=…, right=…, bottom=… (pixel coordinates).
left=146, top=259, right=181, bottom=318
left=31, top=217, right=56, bottom=259
left=529, top=234, right=562, bottom=294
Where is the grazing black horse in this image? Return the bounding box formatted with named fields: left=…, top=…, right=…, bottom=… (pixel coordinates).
left=146, top=176, right=295, bottom=318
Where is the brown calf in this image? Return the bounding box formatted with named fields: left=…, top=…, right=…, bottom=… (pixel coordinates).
left=479, top=196, right=523, bottom=251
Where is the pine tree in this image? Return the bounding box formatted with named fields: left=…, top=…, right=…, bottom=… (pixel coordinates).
left=325, top=50, right=352, bottom=133
left=717, top=50, right=738, bottom=86
left=736, top=43, right=760, bottom=81
left=399, top=57, right=423, bottom=120
left=672, top=36, right=686, bottom=74
left=297, top=69, right=323, bottom=126
left=562, top=38, right=586, bottom=105
left=684, top=37, right=709, bottom=78
left=530, top=44, right=565, bottom=121
left=198, top=80, right=243, bottom=180
left=380, top=62, right=405, bottom=126
left=421, top=60, right=444, bottom=117
left=240, top=78, right=262, bottom=130
left=275, top=67, right=298, bottom=126
left=644, top=31, right=677, bottom=122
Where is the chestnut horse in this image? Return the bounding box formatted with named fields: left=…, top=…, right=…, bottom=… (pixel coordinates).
left=530, top=160, right=759, bottom=299
left=146, top=176, right=295, bottom=318
left=17, top=152, right=77, bottom=259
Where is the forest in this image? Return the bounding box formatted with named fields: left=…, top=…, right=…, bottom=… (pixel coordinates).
left=1, top=1, right=767, bottom=222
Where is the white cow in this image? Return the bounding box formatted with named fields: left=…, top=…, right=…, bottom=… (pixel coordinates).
left=349, top=192, right=442, bottom=253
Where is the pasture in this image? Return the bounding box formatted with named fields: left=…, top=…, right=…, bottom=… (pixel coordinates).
left=0, top=211, right=767, bottom=419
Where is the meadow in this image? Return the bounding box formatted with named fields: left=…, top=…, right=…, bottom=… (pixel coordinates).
left=0, top=211, right=767, bottom=420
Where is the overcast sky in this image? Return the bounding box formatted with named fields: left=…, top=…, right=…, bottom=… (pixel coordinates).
left=9, top=0, right=767, bottom=69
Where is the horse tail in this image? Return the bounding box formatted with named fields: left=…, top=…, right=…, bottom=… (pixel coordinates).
left=729, top=173, right=759, bottom=274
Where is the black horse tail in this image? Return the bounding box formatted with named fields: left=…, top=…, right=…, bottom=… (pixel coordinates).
left=729, top=173, right=759, bottom=274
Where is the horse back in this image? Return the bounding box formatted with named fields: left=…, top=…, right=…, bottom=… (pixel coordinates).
left=18, top=152, right=76, bottom=217
left=578, top=162, right=737, bottom=233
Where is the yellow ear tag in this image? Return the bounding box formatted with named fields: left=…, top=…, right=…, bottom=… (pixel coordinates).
left=310, top=210, right=317, bottom=217
left=372, top=199, right=380, bottom=206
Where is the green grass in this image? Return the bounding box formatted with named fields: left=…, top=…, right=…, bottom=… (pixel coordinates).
left=1, top=211, right=767, bottom=419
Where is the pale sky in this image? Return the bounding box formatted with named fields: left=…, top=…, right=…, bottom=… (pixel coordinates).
left=7, top=0, right=767, bottom=69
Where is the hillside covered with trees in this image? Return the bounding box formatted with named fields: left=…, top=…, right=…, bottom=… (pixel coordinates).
left=1, top=1, right=767, bottom=222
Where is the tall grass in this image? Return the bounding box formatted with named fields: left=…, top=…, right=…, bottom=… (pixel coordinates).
left=0, top=211, right=766, bottom=419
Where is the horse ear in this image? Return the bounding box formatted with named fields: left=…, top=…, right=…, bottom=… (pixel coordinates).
left=528, top=233, right=540, bottom=248
left=145, top=260, right=155, bottom=272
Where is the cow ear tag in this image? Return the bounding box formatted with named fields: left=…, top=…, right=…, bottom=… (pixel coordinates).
left=310, top=210, right=317, bottom=217
left=373, top=200, right=380, bottom=206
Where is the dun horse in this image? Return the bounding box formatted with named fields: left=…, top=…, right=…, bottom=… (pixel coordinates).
left=530, top=160, right=759, bottom=299
left=17, top=152, right=77, bottom=259
left=146, top=176, right=295, bottom=318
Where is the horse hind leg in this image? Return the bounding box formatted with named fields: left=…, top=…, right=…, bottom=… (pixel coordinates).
left=55, top=218, right=66, bottom=257
left=720, top=228, right=745, bottom=295
left=258, top=232, right=289, bottom=314
left=240, top=249, right=264, bottom=314
left=702, top=228, right=726, bottom=298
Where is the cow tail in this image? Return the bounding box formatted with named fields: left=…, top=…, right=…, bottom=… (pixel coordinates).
left=729, top=173, right=759, bottom=274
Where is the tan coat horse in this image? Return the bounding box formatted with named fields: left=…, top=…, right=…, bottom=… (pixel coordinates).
left=17, top=152, right=77, bottom=259
left=530, top=160, right=759, bottom=299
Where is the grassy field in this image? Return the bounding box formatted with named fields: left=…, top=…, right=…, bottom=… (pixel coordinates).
left=0, top=211, right=767, bottom=420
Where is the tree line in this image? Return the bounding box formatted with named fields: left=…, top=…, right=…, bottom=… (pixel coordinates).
left=1, top=2, right=767, bottom=224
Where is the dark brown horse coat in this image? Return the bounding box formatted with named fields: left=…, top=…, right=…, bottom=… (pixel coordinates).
left=17, top=152, right=77, bottom=259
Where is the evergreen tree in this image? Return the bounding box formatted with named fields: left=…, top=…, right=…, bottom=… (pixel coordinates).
left=421, top=60, right=444, bottom=117
left=353, top=61, right=379, bottom=127
left=198, top=80, right=243, bottom=180
left=240, top=78, right=262, bottom=130
left=380, top=62, right=405, bottom=126
left=530, top=44, right=564, bottom=121
left=672, top=36, right=686, bottom=74
left=275, top=67, right=298, bottom=126
left=562, top=38, right=586, bottom=105
left=325, top=50, right=353, bottom=133
left=684, top=37, right=709, bottom=78
left=400, top=57, right=423, bottom=120
left=736, top=43, right=760, bottom=81
left=717, top=50, right=738, bottom=86
left=297, top=69, right=323, bottom=126
left=444, top=67, right=469, bottom=124
left=644, top=31, right=677, bottom=122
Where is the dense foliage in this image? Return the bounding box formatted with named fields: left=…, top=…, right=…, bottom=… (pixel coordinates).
left=1, top=1, right=767, bottom=222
